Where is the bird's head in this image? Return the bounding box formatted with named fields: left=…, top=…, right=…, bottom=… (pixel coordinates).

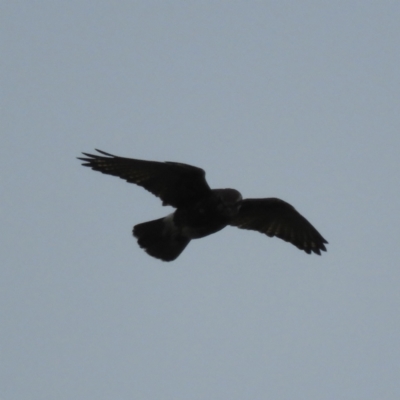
left=213, top=188, right=243, bottom=217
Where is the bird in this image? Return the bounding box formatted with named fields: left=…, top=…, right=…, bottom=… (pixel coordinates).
left=78, top=149, right=328, bottom=261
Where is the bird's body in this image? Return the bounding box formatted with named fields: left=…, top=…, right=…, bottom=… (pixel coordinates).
left=173, top=188, right=243, bottom=238
left=78, top=150, right=328, bottom=261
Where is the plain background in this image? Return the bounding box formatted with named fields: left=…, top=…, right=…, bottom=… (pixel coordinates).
left=2, top=2, right=400, bottom=399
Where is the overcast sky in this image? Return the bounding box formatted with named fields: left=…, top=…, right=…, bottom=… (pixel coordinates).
left=2, top=2, right=400, bottom=399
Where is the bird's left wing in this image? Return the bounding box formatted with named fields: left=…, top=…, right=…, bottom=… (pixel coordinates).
left=78, top=150, right=211, bottom=208
left=229, top=198, right=328, bottom=255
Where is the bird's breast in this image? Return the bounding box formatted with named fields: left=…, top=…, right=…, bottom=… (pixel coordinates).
left=175, top=205, right=230, bottom=239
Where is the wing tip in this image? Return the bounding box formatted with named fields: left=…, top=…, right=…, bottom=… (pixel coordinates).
left=94, top=149, right=116, bottom=157
left=309, top=240, right=328, bottom=256
left=77, top=149, right=119, bottom=167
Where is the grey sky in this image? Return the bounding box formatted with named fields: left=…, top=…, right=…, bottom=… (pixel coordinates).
left=2, top=2, right=400, bottom=399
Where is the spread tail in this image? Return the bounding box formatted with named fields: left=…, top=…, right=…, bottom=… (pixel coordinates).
left=133, top=216, right=190, bottom=261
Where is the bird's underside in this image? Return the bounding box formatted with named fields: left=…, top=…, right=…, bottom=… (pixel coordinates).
left=78, top=149, right=328, bottom=261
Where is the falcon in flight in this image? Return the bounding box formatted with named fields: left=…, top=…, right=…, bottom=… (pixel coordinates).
left=78, top=150, right=328, bottom=261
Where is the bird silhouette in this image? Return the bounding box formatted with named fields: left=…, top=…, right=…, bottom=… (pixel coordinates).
left=78, top=150, right=328, bottom=261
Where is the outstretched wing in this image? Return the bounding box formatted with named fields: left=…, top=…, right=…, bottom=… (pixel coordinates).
left=78, top=150, right=211, bottom=208
left=229, top=198, right=328, bottom=255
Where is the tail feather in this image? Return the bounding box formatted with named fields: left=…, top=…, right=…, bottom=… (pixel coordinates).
left=133, top=216, right=190, bottom=261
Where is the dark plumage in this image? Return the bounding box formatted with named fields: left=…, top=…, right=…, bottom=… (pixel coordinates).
left=78, top=149, right=328, bottom=261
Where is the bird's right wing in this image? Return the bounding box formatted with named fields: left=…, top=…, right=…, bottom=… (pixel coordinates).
left=78, top=150, right=211, bottom=208
left=229, top=198, right=328, bottom=255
